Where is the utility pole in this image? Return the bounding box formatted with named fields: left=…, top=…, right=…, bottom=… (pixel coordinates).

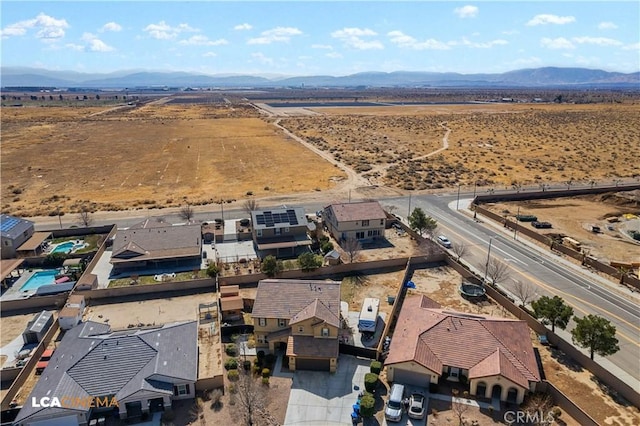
left=57, top=207, right=62, bottom=229
left=483, top=237, right=493, bottom=284
left=514, top=206, right=520, bottom=240
left=473, top=181, right=478, bottom=198
left=407, top=193, right=412, bottom=219
left=220, top=199, right=224, bottom=221
left=456, top=184, right=461, bottom=210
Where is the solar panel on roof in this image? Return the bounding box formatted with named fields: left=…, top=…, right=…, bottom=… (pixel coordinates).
left=256, top=215, right=266, bottom=225
left=287, top=210, right=299, bottom=225
left=1, top=218, right=21, bottom=232
left=264, top=211, right=274, bottom=227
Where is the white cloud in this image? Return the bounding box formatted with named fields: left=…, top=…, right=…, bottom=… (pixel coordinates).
left=247, top=27, right=302, bottom=44
left=597, top=21, right=618, bottom=30
left=572, top=36, right=622, bottom=46
left=179, top=35, right=228, bottom=46
left=65, top=43, right=85, bottom=52
left=100, top=22, right=122, bottom=32
left=622, top=42, right=640, bottom=51
left=331, top=27, right=383, bottom=50
left=143, top=21, right=198, bottom=40
left=81, top=33, right=115, bottom=52
left=502, top=29, right=520, bottom=35
left=251, top=52, right=274, bottom=65
left=388, top=31, right=449, bottom=50
left=1, top=13, right=69, bottom=41
left=312, top=44, right=333, bottom=50
left=326, top=52, right=342, bottom=59
left=234, top=23, right=252, bottom=31
left=202, top=52, right=217, bottom=57
left=454, top=5, right=479, bottom=19
left=540, top=37, right=575, bottom=49
left=527, top=14, right=576, bottom=26
left=449, top=36, right=508, bottom=48
left=510, top=56, right=543, bottom=67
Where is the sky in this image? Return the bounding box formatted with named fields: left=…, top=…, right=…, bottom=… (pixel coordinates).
left=1, top=1, right=639, bottom=76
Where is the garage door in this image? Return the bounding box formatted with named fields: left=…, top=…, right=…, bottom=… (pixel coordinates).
left=392, top=368, right=431, bottom=387
left=296, top=357, right=330, bottom=371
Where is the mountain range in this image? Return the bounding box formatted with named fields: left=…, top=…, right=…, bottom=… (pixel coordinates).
left=1, top=66, right=639, bottom=89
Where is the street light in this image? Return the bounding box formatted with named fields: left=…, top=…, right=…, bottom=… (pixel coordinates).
left=456, top=184, right=461, bottom=210
left=57, top=207, right=63, bottom=229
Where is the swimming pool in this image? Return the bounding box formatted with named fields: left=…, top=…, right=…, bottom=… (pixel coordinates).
left=19, top=270, right=58, bottom=292
left=51, top=241, right=75, bottom=254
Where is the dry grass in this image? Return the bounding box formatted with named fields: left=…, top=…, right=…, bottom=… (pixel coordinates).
left=281, top=103, right=640, bottom=190
left=0, top=104, right=344, bottom=216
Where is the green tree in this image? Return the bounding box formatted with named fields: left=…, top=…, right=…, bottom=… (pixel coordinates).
left=408, top=207, right=437, bottom=238
left=298, top=252, right=322, bottom=271
left=531, top=295, right=573, bottom=333
left=571, top=314, right=620, bottom=360
left=206, top=263, right=219, bottom=278
left=261, top=255, right=281, bottom=277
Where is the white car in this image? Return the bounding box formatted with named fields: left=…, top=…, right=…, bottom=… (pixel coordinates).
left=437, top=235, right=452, bottom=248
left=408, top=393, right=426, bottom=420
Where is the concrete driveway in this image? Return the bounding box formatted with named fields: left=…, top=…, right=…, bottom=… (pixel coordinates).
left=284, top=355, right=371, bottom=426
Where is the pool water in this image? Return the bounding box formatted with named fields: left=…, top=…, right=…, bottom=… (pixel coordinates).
left=20, top=270, right=58, bottom=292
left=51, top=241, right=75, bottom=254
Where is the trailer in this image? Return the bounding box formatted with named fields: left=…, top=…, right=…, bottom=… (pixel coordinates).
left=358, top=298, right=380, bottom=333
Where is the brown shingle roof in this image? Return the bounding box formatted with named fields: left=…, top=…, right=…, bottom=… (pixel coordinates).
left=386, top=295, right=540, bottom=384
left=111, top=220, right=201, bottom=264
left=220, top=285, right=240, bottom=297
left=289, top=298, right=341, bottom=328
left=286, top=335, right=339, bottom=359
left=325, top=201, right=386, bottom=222
left=252, top=279, right=340, bottom=321
left=220, top=295, right=244, bottom=311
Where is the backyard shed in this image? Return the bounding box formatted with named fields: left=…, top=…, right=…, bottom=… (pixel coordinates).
left=22, top=310, right=54, bottom=344
left=59, top=295, right=86, bottom=330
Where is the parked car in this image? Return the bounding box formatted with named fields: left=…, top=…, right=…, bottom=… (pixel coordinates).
left=437, top=235, right=452, bottom=249
left=35, top=348, right=55, bottom=375
left=531, top=221, right=552, bottom=229
left=384, top=384, right=405, bottom=422
left=408, top=393, right=426, bottom=419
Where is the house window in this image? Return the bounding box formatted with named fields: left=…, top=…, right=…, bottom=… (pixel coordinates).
left=380, top=219, right=384, bottom=225
left=3, top=241, right=8, bottom=246
left=258, top=318, right=267, bottom=327
left=367, top=230, right=381, bottom=237
left=362, top=220, right=369, bottom=226
left=256, top=229, right=262, bottom=237
left=174, top=384, right=190, bottom=396
left=321, top=328, right=329, bottom=337
left=278, top=319, right=287, bottom=327
left=298, top=326, right=304, bottom=333
left=355, top=231, right=365, bottom=239
left=284, top=227, right=290, bottom=233
left=257, top=335, right=266, bottom=344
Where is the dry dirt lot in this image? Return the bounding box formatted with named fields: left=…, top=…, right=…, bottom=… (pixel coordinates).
left=484, top=193, right=640, bottom=263
left=1, top=103, right=344, bottom=217
left=0, top=312, right=34, bottom=347
left=281, top=103, right=640, bottom=190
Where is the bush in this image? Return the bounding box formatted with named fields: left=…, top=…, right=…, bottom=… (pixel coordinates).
left=225, top=344, right=238, bottom=356
left=257, top=350, right=265, bottom=361
left=262, top=368, right=270, bottom=378
left=359, top=394, right=375, bottom=417
left=43, top=252, right=67, bottom=267
left=370, top=361, right=382, bottom=375
left=209, top=389, right=223, bottom=409
left=298, top=252, right=322, bottom=271
left=261, top=255, right=282, bottom=277
left=227, top=370, right=239, bottom=381
left=364, top=373, right=378, bottom=393
left=224, top=358, right=238, bottom=371
left=206, top=263, right=220, bottom=278
left=262, top=377, right=270, bottom=386
left=228, top=384, right=237, bottom=394
left=320, top=241, right=334, bottom=255
left=252, top=365, right=262, bottom=376
left=243, top=360, right=252, bottom=371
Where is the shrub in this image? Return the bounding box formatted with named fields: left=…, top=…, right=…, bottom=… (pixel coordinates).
left=225, top=344, right=238, bottom=356
left=252, top=365, right=262, bottom=375
left=298, top=252, right=323, bottom=271
left=206, top=263, right=220, bottom=278
left=228, top=384, right=237, bottom=394
left=243, top=360, right=252, bottom=371
left=359, top=394, right=375, bottom=417
left=257, top=350, right=265, bottom=361
left=320, top=241, right=334, bottom=255
left=209, top=389, right=223, bottom=409
left=224, top=358, right=238, bottom=371
left=261, top=255, right=282, bottom=277
left=364, top=373, right=378, bottom=393
left=262, top=377, right=270, bottom=386
left=43, top=252, right=67, bottom=267
left=262, top=368, right=270, bottom=378
left=227, top=370, right=239, bottom=381
left=370, top=361, right=382, bottom=375
left=459, top=375, right=468, bottom=385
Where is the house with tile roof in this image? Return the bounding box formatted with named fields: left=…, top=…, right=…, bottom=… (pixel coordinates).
left=110, top=218, right=201, bottom=273
left=250, top=207, right=313, bottom=258
left=385, top=295, right=541, bottom=404
left=322, top=201, right=386, bottom=244
left=251, top=279, right=341, bottom=372
left=14, top=321, right=197, bottom=426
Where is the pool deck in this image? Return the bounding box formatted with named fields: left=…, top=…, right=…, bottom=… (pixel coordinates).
left=0, top=269, right=59, bottom=301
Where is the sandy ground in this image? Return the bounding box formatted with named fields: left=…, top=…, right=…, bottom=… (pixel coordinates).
left=0, top=313, right=34, bottom=347
left=485, top=194, right=640, bottom=263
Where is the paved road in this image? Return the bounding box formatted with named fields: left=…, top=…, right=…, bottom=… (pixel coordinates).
left=30, top=183, right=640, bottom=387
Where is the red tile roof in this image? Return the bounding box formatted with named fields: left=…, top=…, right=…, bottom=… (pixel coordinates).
left=386, top=295, right=540, bottom=385
left=324, top=201, right=386, bottom=222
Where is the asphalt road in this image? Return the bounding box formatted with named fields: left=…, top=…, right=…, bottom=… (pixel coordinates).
left=31, top=183, right=640, bottom=387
